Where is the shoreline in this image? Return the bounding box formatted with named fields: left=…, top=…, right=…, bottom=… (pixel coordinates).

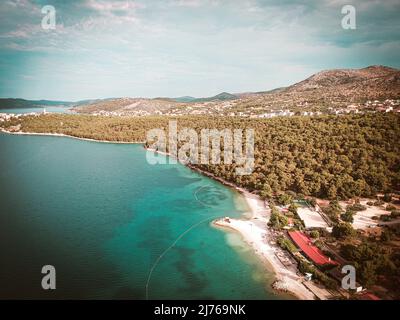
left=0, top=129, right=144, bottom=144
left=182, top=164, right=317, bottom=299
left=212, top=192, right=316, bottom=300
left=1, top=130, right=316, bottom=299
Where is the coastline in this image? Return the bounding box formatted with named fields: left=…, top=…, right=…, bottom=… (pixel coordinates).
left=0, top=129, right=144, bottom=144
left=183, top=164, right=316, bottom=299
left=0, top=130, right=316, bottom=299
left=213, top=192, right=316, bottom=300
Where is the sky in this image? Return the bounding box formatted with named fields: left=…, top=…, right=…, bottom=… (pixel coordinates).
left=0, top=0, right=399, bottom=101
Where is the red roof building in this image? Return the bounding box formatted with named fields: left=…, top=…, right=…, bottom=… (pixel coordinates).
left=288, top=231, right=338, bottom=266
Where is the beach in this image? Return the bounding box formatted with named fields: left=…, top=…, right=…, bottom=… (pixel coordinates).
left=213, top=191, right=317, bottom=300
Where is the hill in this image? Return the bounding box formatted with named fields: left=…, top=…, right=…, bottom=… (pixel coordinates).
left=169, top=92, right=238, bottom=103
left=72, top=97, right=184, bottom=115
left=170, top=96, right=197, bottom=103
left=287, top=65, right=400, bottom=99
left=0, top=98, right=74, bottom=109
left=228, top=65, right=400, bottom=115
left=74, top=92, right=238, bottom=115
left=46, top=65, right=400, bottom=116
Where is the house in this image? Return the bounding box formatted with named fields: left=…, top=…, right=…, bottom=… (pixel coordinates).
left=288, top=231, right=338, bottom=266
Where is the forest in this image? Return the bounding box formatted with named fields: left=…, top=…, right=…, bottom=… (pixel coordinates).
left=2, top=112, right=399, bottom=200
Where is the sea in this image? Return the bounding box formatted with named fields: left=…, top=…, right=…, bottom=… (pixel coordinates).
left=0, top=106, right=72, bottom=114
left=0, top=133, right=286, bottom=299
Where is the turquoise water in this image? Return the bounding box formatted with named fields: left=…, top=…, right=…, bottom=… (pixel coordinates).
left=0, top=133, right=282, bottom=299
left=0, top=106, right=72, bottom=114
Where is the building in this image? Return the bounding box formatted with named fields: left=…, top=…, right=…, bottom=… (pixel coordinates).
left=288, top=231, right=338, bottom=266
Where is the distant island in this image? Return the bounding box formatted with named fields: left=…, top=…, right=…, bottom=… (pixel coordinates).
left=0, top=98, right=74, bottom=109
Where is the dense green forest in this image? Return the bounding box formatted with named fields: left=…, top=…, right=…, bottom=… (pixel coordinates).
left=2, top=113, right=399, bottom=199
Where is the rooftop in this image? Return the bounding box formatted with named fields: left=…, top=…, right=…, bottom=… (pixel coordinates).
left=288, top=231, right=338, bottom=266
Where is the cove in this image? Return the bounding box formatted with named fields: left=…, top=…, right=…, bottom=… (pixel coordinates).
left=0, top=133, right=283, bottom=299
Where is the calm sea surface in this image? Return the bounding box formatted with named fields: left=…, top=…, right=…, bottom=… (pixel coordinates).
left=0, top=133, right=284, bottom=299
left=0, top=106, right=72, bottom=114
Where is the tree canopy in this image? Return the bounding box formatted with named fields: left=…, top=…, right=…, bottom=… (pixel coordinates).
left=3, top=113, right=399, bottom=200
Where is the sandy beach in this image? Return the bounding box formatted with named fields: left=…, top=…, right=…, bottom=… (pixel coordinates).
left=213, top=191, right=317, bottom=300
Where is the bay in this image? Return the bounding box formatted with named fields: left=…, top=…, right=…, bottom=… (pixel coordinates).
left=0, top=133, right=282, bottom=299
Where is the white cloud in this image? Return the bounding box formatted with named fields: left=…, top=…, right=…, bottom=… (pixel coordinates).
left=0, top=0, right=398, bottom=100
left=170, top=0, right=220, bottom=7
left=84, top=0, right=143, bottom=22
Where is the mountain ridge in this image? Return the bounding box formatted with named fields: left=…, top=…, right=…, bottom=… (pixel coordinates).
left=272, top=65, right=400, bottom=105
left=2, top=65, right=399, bottom=114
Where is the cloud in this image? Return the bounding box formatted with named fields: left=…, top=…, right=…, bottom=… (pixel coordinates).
left=83, top=0, right=143, bottom=22
left=86, top=0, right=139, bottom=11
left=0, top=0, right=399, bottom=100
left=170, top=0, right=219, bottom=7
